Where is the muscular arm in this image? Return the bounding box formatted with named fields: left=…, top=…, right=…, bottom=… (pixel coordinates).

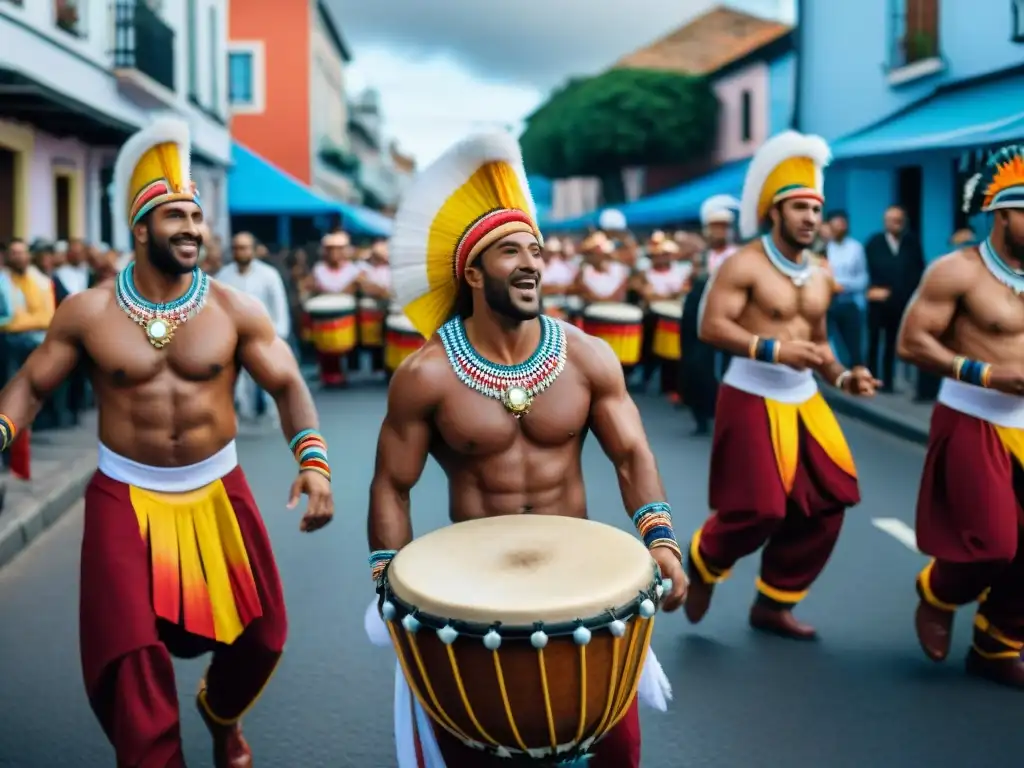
left=234, top=290, right=318, bottom=439
left=895, top=253, right=970, bottom=375
left=585, top=337, right=667, bottom=518
left=810, top=311, right=847, bottom=384
left=367, top=355, right=437, bottom=552
left=697, top=254, right=756, bottom=356
left=0, top=294, right=83, bottom=430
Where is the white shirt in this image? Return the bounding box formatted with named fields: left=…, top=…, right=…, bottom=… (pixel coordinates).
left=216, top=260, right=291, bottom=339
left=645, top=263, right=690, bottom=298
left=361, top=263, right=392, bottom=291
left=313, top=261, right=360, bottom=294
left=542, top=258, right=577, bottom=288
left=582, top=262, right=628, bottom=299
left=885, top=233, right=901, bottom=255
left=54, top=263, right=90, bottom=294
left=706, top=245, right=738, bottom=274
left=825, top=237, right=869, bottom=295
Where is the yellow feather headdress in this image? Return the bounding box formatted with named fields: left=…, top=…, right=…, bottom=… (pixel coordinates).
left=739, top=131, right=831, bottom=239
left=390, top=132, right=540, bottom=339
left=111, top=117, right=201, bottom=253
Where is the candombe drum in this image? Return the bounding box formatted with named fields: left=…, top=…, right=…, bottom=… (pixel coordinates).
left=582, top=302, right=644, bottom=366
left=650, top=300, right=683, bottom=362
left=543, top=295, right=568, bottom=321
left=304, top=294, right=358, bottom=357
left=357, top=297, right=385, bottom=349
left=378, top=515, right=665, bottom=762
left=385, top=313, right=425, bottom=374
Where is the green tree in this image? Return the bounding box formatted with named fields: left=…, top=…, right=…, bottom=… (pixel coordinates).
left=520, top=69, right=719, bottom=204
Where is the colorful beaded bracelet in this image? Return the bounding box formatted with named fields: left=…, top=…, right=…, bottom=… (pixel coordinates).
left=0, top=414, right=16, bottom=452
left=289, top=428, right=330, bottom=481
left=632, top=502, right=682, bottom=560
left=370, top=549, right=397, bottom=582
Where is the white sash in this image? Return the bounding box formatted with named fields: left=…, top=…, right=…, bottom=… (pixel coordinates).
left=722, top=357, right=817, bottom=404
left=364, top=599, right=670, bottom=767
left=938, top=378, right=1024, bottom=429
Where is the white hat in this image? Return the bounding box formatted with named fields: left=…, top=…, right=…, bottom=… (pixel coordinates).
left=598, top=208, right=627, bottom=231
left=700, top=195, right=740, bottom=226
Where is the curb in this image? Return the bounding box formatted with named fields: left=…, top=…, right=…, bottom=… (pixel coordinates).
left=820, top=388, right=929, bottom=446
left=0, top=454, right=97, bottom=571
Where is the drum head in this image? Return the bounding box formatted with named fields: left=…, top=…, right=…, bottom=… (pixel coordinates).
left=359, top=297, right=381, bottom=309
left=304, top=294, right=356, bottom=312
left=650, top=300, right=682, bottom=319
left=388, top=516, right=654, bottom=625
left=386, top=314, right=417, bottom=332
left=584, top=302, right=644, bottom=322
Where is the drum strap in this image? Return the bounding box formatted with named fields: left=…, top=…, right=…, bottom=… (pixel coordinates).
left=411, top=694, right=427, bottom=768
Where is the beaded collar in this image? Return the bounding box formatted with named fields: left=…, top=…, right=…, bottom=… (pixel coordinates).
left=115, top=262, right=210, bottom=348
left=761, top=234, right=813, bottom=286
left=979, top=237, right=1024, bottom=296
left=437, top=315, right=567, bottom=417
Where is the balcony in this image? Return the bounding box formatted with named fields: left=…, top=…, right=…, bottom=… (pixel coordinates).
left=887, top=0, right=944, bottom=86
left=111, top=0, right=176, bottom=107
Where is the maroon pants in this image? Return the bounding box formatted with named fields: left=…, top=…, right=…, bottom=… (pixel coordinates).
left=916, top=404, right=1024, bottom=650
left=81, top=468, right=288, bottom=767
left=693, top=386, right=860, bottom=604
left=429, top=698, right=641, bottom=767
left=317, top=352, right=345, bottom=385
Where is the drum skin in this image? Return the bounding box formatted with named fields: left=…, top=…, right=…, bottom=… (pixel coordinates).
left=380, top=516, right=663, bottom=761
left=583, top=303, right=644, bottom=366
left=650, top=300, right=683, bottom=361
left=305, top=295, right=357, bottom=355
left=358, top=298, right=385, bottom=348
left=385, top=315, right=425, bottom=373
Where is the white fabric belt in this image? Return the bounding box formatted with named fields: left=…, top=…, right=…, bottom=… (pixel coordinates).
left=722, top=357, right=818, bottom=404
left=365, top=599, right=670, bottom=767
left=938, top=378, right=1024, bottom=429
left=97, top=440, right=239, bottom=492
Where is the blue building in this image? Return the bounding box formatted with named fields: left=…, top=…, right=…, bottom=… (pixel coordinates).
left=797, top=0, right=1024, bottom=259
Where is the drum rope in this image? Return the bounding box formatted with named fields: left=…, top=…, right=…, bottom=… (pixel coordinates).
left=490, top=652, right=531, bottom=752
left=386, top=622, right=474, bottom=744
left=574, top=644, right=588, bottom=745
left=590, top=635, right=622, bottom=740
left=612, top=619, right=646, bottom=716
left=444, top=645, right=501, bottom=747
left=612, top=618, right=657, bottom=730
left=535, top=648, right=559, bottom=749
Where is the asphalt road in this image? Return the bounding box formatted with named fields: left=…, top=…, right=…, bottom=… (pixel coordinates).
left=0, top=385, right=1020, bottom=768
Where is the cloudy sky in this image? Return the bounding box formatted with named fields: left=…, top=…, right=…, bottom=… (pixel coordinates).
left=334, top=0, right=797, bottom=166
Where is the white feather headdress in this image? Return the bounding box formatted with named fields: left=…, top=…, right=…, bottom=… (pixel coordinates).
left=598, top=208, right=627, bottom=232
left=110, top=117, right=194, bottom=253
left=390, top=131, right=539, bottom=339
left=700, top=194, right=740, bottom=226
left=739, top=131, right=831, bottom=239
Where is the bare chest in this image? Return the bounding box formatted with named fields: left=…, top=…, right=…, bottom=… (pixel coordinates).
left=962, top=277, right=1024, bottom=334
left=433, top=371, right=590, bottom=456
left=751, top=268, right=831, bottom=322
left=84, top=306, right=237, bottom=387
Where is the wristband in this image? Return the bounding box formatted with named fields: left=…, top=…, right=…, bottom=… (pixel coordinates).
left=0, top=414, right=17, bottom=452
left=952, top=356, right=992, bottom=388
left=834, top=370, right=852, bottom=391
left=289, top=428, right=330, bottom=481
left=369, top=549, right=397, bottom=582
left=632, top=502, right=682, bottom=561
left=749, top=336, right=781, bottom=364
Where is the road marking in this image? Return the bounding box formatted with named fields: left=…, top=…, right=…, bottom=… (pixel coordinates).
left=872, top=517, right=919, bottom=552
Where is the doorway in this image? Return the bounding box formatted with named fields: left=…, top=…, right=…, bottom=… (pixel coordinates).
left=896, top=165, right=922, bottom=234
left=55, top=174, right=71, bottom=241
left=0, top=148, right=14, bottom=243
left=100, top=164, right=114, bottom=246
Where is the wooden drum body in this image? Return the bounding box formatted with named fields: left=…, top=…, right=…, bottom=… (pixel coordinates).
left=304, top=295, right=357, bottom=355
left=583, top=303, right=644, bottom=365
left=385, top=314, right=425, bottom=373
left=358, top=297, right=386, bottom=348
left=379, top=515, right=666, bottom=762
left=650, top=300, right=683, bottom=361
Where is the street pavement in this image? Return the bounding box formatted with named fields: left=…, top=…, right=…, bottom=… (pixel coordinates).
left=0, top=386, right=1019, bottom=768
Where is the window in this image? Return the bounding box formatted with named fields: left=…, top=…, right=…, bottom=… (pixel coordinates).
left=228, top=41, right=265, bottom=114
left=186, top=0, right=198, bottom=101
left=228, top=53, right=252, bottom=104
left=740, top=90, right=753, bottom=143
left=1014, top=0, right=1024, bottom=42
left=889, top=0, right=939, bottom=69
left=208, top=6, right=219, bottom=110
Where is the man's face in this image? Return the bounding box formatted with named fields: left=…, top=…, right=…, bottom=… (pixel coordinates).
left=232, top=234, right=255, bottom=266
left=884, top=207, right=905, bottom=237
left=706, top=221, right=729, bottom=248
left=137, top=201, right=204, bottom=276
left=651, top=248, right=673, bottom=269
left=67, top=239, right=85, bottom=265
left=828, top=215, right=848, bottom=240
left=470, top=231, right=543, bottom=323
left=772, top=198, right=822, bottom=249
left=324, top=246, right=345, bottom=266
left=7, top=242, right=29, bottom=272
left=1002, top=209, right=1024, bottom=262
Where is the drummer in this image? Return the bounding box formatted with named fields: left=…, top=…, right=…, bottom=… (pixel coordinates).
left=701, top=194, right=741, bottom=273
left=639, top=239, right=689, bottom=399
left=366, top=131, right=686, bottom=768
left=574, top=233, right=629, bottom=303
left=356, top=240, right=392, bottom=373
left=311, top=231, right=360, bottom=386
left=539, top=236, right=577, bottom=296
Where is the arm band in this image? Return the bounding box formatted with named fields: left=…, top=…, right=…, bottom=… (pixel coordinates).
left=369, top=549, right=397, bottom=582
left=834, top=370, right=852, bottom=391
left=289, top=428, right=331, bottom=481
left=632, top=502, right=682, bottom=561
left=952, top=356, right=992, bottom=388
left=748, top=336, right=781, bottom=364
left=0, top=414, right=18, bottom=452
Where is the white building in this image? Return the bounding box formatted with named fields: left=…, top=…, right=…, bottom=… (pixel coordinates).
left=0, top=0, right=232, bottom=246
left=348, top=89, right=412, bottom=211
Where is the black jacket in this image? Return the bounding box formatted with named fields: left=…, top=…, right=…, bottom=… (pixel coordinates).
left=864, top=231, right=926, bottom=307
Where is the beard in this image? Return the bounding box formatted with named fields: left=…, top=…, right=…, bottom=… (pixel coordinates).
left=1006, top=230, right=1024, bottom=264
left=146, top=223, right=201, bottom=276
left=481, top=263, right=540, bottom=324
left=778, top=216, right=812, bottom=252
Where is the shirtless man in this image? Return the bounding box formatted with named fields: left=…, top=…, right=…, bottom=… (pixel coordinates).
left=687, top=131, right=878, bottom=640
left=0, top=120, right=333, bottom=767
left=366, top=133, right=685, bottom=768
left=897, top=145, right=1024, bottom=688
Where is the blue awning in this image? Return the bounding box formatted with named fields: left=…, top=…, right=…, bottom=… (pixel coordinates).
left=542, top=159, right=749, bottom=232
left=831, top=72, right=1024, bottom=160
left=228, top=143, right=393, bottom=237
